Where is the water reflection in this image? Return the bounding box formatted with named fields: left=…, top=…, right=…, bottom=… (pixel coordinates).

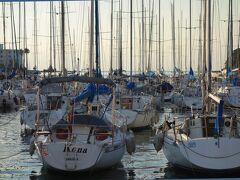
left=32, top=165, right=128, bottom=180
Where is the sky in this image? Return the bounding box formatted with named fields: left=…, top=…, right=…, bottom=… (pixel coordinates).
left=0, top=0, right=239, bottom=74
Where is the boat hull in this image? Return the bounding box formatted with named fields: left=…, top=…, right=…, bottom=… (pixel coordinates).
left=163, top=135, right=240, bottom=172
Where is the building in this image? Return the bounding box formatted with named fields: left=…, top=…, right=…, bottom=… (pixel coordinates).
left=0, top=44, right=24, bottom=72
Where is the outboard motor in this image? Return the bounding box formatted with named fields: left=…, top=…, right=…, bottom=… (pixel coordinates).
left=125, top=130, right=136, bottom=155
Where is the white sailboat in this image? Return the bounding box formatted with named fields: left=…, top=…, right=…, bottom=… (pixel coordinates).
left=31, top=76, right=134, bottom=172
left=153, top=0, right=240, bottom=172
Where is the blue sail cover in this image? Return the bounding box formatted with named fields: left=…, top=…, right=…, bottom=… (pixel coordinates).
left=126, top=82, right=136, bottom=90
left=232, top=76, right=238, bottom=86
left=226, top=66, right=232, bottom=77
left=214, top=100, right=224, bottom=136
left=188, top=67, right=195, bottom=80
left=7, top=71, right=16, bottom=79
left=73, top=83, right=111, bottom=103
left=161, top=81, right=173, bottom=91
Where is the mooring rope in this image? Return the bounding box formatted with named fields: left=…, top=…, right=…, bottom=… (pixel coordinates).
left=0, top=117, right=15, bottom=127
left=0, top=151, right=23, bottom=160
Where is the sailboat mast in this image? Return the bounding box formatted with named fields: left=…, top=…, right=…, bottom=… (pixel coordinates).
left=158, top=0, right=161, bottom=74
left=189, top=0, right=192, bottom=69
left=110, top=0, right=113, bottom=75
left=53, top=5, right=56, bottom=73
left=61, top=1, right=66, bottom=76
left=162, top=17, right=164, bottom=72
left=34, top=2, right=37, bottom=70
left=23, top=2, right=27, bottom=70
left=207, top=0, right=212, bottom=92
left=202, top=0, right=207, bottom=113
left=198, top=1, right=203, bottom=76
left=171, top=1, right=176, bottom=76
left=227, top=0, right=233, bottom=74
left=2, top=3, right=6, bottom=50
left=50, top=1, right=53, bottom=67
left=119, top=0, right=123, bottom=75
left=89, top=0, right=94, bottom=77
left=130, top=0, right=133, bottom=80
left=94, top=0, right=100, bottom=78
left=141, top=0, right=145, bottom=73
left=19, top=2, right=21, bottom=64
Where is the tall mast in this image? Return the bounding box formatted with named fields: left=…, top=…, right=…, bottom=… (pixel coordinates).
left=2, top=2, right=6, bottom=71
left=198, top=1, right=203, bottom=76
left=141, top=0, right=145, bottom=73
left=50, top=1, right=53, bottom=68
left=180, top=11, right=183, bottom=72
left=227, top=0, right=233, bottom=75
left=162, top=17, right=164, bottom=72
left=207, top=0, right=212, bottom=92
left=89, top=0, right=94, bottom=77
left=23, top=2, right=28, bottom=70
left=119, top=0, right=123, bottom=75
left=53, top=5, right=56, bottom=73
left=34, top=2, right=38, bottom=70
left=178, top=20, right=180, bottom=72
left=110, top=0, right=113, bottom=75
left=2, top=3, right=6, bottom=50
left=130, top=0, right=133, bottom=80
left=171, top=1, right=176, bottom=76
left=202, top=0, right=207, bottom=113
left=189, top=0, right=192, bottom=69
left=19, top=2, right=21, bottom=67
left=61, top=1, right=66, bottom=76
left=95, top=0, right=100, bottom=78
left=158, top=0, right=161, bottom=74
left=185, top=19, right=188, bottom=72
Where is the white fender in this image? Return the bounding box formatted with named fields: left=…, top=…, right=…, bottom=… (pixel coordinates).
left=125, top=130, right=136, bottom=155
left=29, top=136, right=36, bottom=156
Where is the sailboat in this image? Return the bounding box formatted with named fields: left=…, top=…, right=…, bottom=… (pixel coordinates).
left=172, top=0, right=202, bottom=110
left=153, top=0, right=240, bottom=172
left=31, top=76, right=134, bottom=172
left=216, top=0, right=240, bottom=108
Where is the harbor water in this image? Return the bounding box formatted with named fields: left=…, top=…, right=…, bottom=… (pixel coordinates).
left=1, top=105, right=240, bottom=179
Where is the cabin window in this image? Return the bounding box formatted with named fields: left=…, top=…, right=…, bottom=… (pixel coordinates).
left=47, top=96, right=62, bottom=110
left=92, top=105, right=98, bottom=111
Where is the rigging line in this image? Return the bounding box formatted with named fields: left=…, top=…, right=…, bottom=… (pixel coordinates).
left=0, top=151, right=23, bottom=160
left=0, top=118, right=15, bottom=127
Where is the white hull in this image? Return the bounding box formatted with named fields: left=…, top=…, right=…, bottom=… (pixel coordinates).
left=163, top=134, right=240, bottom=171
left=35, top=131, right=125, bottom=172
